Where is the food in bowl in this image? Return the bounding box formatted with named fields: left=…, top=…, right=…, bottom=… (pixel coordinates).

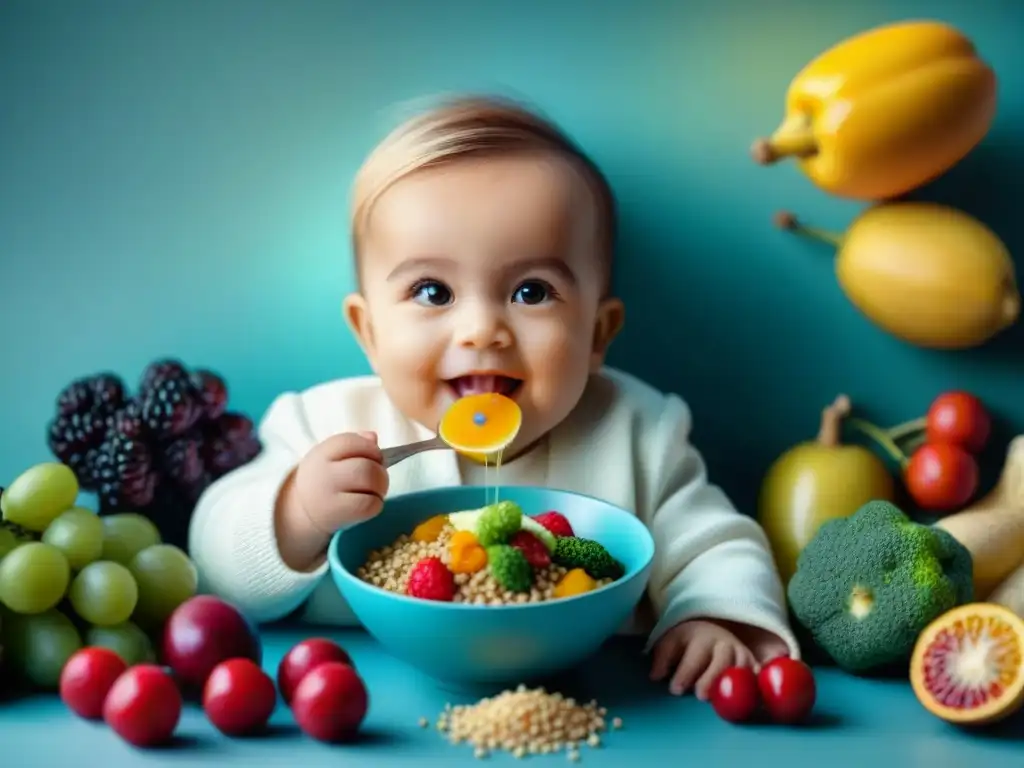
left=355, top=501, right=625, bottom=605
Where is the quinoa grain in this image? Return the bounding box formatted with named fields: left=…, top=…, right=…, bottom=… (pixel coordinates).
left=435, top=687, right=613, bottom=760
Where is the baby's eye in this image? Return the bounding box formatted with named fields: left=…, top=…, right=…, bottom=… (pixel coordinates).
left=512, top=280, right=554, bottom=305
left=411, top=280, right=453, bottom=306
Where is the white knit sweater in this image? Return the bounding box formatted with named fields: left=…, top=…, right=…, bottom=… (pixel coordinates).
left=188, top=368, right=799, bottom=656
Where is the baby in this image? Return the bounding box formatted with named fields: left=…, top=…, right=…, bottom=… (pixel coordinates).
left=189, top=95, right=800, bottom=699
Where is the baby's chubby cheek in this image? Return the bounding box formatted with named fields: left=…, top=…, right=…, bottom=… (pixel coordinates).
left=367, top=320, right=445, bottom=386
left=522, top=331, right=591, bottom=419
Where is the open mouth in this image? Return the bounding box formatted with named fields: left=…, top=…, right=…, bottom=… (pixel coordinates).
left=446, top=374, right=523, bottom=399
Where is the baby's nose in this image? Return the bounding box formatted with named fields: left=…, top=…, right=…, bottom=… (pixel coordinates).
left=455, top=304, right=513, bottom=349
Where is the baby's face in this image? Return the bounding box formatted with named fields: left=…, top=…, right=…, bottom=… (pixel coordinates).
left=345, top=153, right=622, bottom=455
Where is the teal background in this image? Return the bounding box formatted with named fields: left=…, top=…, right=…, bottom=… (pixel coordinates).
left=1, top=0, right=1022, bottom=516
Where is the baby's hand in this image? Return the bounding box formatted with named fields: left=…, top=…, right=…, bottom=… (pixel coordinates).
left=295, top=431, right=389, bottom=535
left=649, top=619, right=757, bottom=699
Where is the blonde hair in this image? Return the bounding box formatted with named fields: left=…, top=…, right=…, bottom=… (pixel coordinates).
left=350, top=95, right=617, bottom=286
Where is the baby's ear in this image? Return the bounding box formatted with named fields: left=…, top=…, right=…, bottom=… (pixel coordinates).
left=343, top=293, right=377, bottom=366
left=590, top=297, right=625, bottom=371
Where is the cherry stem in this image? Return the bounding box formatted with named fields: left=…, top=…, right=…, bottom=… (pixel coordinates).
left=886, top=417, right=927, bottom=441
left=846, top=417, right=910, bottom=470
left=900, top=433, right=928, bottom=454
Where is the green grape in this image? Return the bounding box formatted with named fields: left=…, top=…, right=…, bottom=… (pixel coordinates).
left=1, top=462, right=79, bottom=532
left=85, top=620, right=156, bottom=665
left=68, top=560, right=138, bottom=626
left=129, top=544, right=198, bottom=627
left=100, top=513, right=161, bottom=563
left=4, top=608, right=82, bottom=689
left=0, top=542, right=70, bottom=614
left=0, top=527, right=18, bottom=560
left=41, top=507, right=103, bottom=570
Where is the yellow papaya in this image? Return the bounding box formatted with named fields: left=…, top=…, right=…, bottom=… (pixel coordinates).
left=752, top=20, right=997, bottom=201
left=776, top=203, right=1019, bottom=349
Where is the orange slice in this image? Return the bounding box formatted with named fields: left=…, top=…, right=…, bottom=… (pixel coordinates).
left=438, top=393, right=522, bottom=457
left=910, top=602, right=1024, bottom=725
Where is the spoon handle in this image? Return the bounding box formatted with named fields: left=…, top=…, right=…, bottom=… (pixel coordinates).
left=381, top=436, right=449, bottom=468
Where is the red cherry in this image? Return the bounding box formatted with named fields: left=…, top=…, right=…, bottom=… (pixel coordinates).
left=60, top=647, right=128, bottom=720
left=757, top=657, right=816, bottom=724
left=202, top=658, right=277, bottom=736
left=291, top=661, right=369, bottom=743
left=277, top=638, right=353, bottom=706
left=905, top=443, right=979, bottom=512
left=709, top=666, right=760, bottom=723
left=925, top=392, right=991, bottom=454
left=103, top=664, right=182, bottom=747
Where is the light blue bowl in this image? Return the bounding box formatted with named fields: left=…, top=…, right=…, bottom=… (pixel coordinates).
left=328, top=485, right=655, bottom=686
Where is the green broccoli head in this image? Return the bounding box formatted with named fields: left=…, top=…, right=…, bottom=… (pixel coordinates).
left=486, top=544, right=533, bottom=593
left=787, top=499, right=974, bottom=674
left=553, top=536, right=624, bottom=580
left=476, top=500, right=523, bottom=546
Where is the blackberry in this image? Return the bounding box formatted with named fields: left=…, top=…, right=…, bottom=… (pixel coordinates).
left=190, top=369, right=228, bottom=421
left=214, top=412, right=256, bottom=442
left=77, top=448, right=104, bottom=491
left=139, top=359, right=190, bottom=395
left=47, top=410, right=107, bottom=466
left=93, top=430, right=158, bottom=510
left=160, top=433, right=206, bottom=488
left=202, top=413, right=261, bottom=477
left=88, top=373, right=126, bottom=411
left=138, top=369, right=201, bottom=438
left=105, top=400, right=144, bottom=440
left=56, top=378, right=95, bottom=417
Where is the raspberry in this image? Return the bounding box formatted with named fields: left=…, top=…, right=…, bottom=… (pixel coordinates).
left=533, top=511, right=574, bottom=537
left=508, top=530, right=551, bottom=568
left=406, top=557, right=455, bottom=602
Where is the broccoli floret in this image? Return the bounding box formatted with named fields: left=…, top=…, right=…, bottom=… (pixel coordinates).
left=553, top=536, right=624, bottom=580
left=787, top=499, right=974, bottom=675
left=476, top=500, right=523, bottom=546
left=487, top=544, right=533, bottom=593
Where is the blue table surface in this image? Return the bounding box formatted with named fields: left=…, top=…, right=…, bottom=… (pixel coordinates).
left=3, top=627, right=1022, bottom=767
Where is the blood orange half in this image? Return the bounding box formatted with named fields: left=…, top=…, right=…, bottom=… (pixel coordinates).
left=910, top=602, right=1024, bottom=725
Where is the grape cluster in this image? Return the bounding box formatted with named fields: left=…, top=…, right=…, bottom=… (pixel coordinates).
left=46, top=359, right=261, bottom=547
left=0, top=462, right=198, bottom=691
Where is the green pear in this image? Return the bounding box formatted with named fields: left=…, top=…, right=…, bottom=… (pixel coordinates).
left=758, top=395, right=895, bottom=586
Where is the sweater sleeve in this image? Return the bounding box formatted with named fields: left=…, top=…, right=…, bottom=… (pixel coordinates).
left=188, top=392, right=327, bottom=624
left=639, top=396, right=801, bottom=658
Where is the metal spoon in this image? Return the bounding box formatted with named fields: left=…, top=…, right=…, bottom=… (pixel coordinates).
left=380, top=395, right=522, bottom=468
left=381, top=434, right=450, bottom=468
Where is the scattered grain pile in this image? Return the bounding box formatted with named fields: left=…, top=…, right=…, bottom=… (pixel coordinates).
left=357, top=525, right=606, bottom=605
left=428, top=685, right=622, bottom=760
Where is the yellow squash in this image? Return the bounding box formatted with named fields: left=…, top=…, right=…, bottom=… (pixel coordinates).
left=752, top=20, right=997, bottom=200
left=776, top=203, right=1019, bottom=349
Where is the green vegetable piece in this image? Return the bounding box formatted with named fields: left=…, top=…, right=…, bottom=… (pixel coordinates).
left=786, top=499, right=974, bottom=675
left=486, top=544, right=533, bottom=593
left=553, top=536, right=624, bottom=580
left=476, top=500, right=523, bottom=546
